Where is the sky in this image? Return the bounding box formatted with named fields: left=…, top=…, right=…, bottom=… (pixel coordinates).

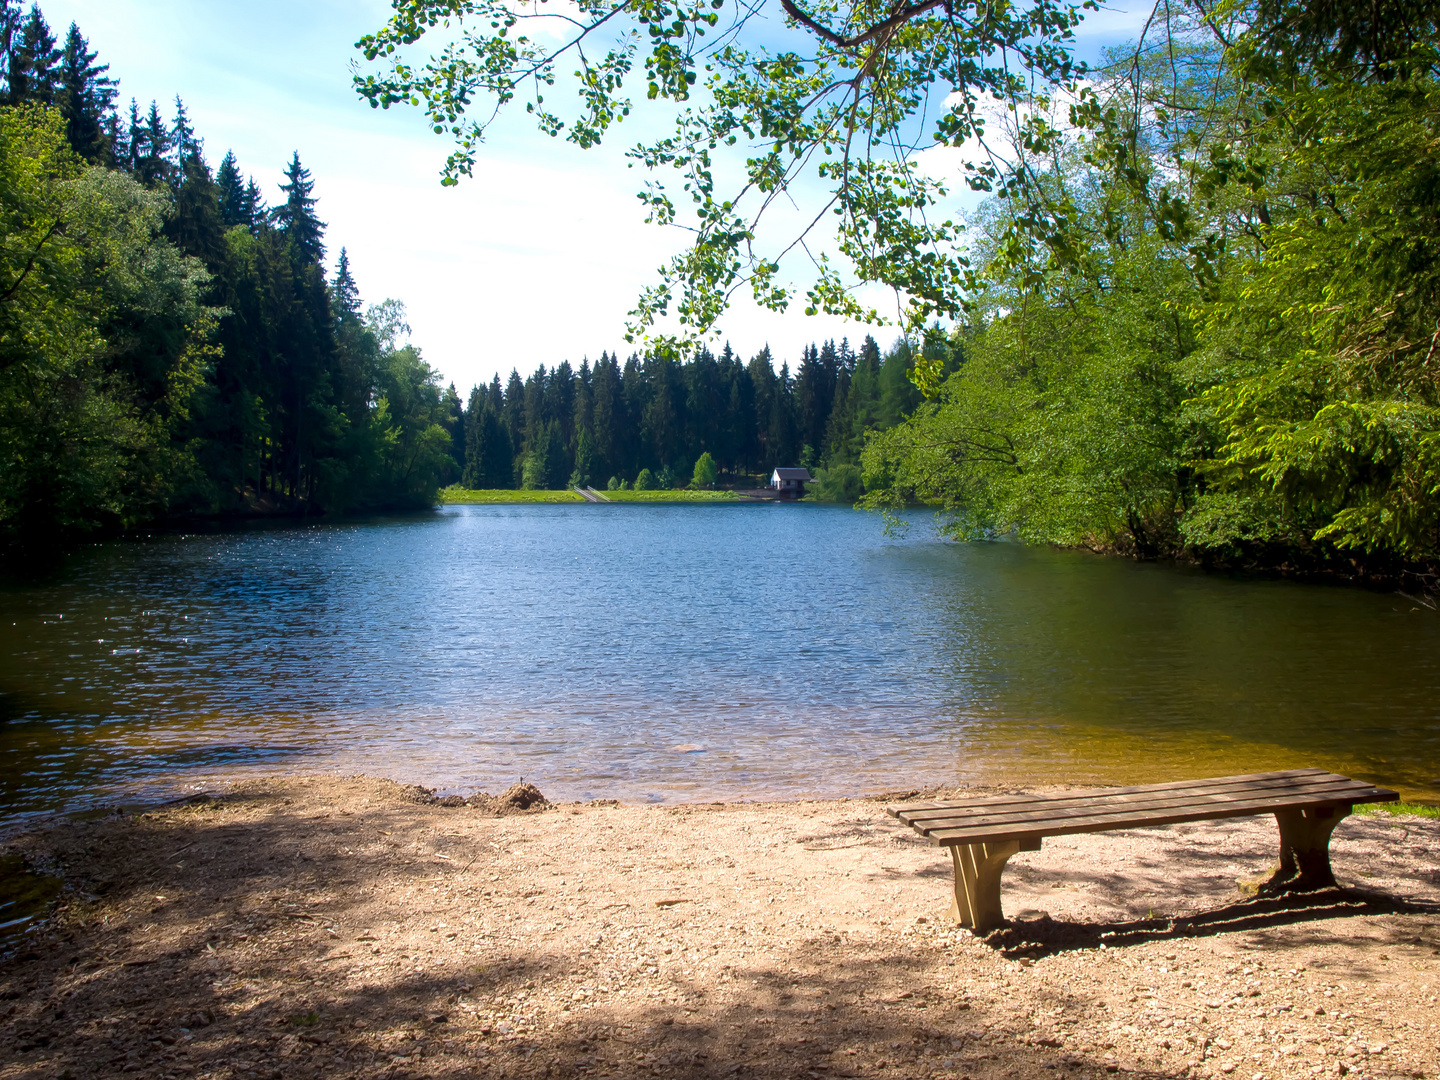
left=41, top=0, right=1153, bottom=393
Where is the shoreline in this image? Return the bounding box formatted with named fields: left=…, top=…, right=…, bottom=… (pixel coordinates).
left=2, top=774, right=1437, bottom=1080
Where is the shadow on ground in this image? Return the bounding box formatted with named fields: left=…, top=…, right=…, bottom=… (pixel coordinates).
left=1, top=779, right=1436, bottom=1080
left=984, top=890, right=1440, bottom=960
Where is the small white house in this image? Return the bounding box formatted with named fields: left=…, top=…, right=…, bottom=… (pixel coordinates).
left=770, top=467, right=813, bottom=496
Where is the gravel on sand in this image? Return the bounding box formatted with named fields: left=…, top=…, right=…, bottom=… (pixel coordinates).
left=2, top=775, right=1437, bottom=1080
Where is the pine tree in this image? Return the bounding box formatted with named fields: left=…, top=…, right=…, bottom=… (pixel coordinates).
left=167, top=141, right=225, bottom=267
left=331, top=248, right=361, bottom=318
left=170, top=95, right=199, bottom=165
left=480, top=399, right=513, bottom=488
left=849, top=334, right=882, bottom=441
left=273, top=151, right=325, bottom=263
left=124, top=98, right=144, bottom=174
left=768, top=361, right=798, bottom=468
left=794, top=342, right=826, bottom=456
left=137, top=100, right=171, bottom=186
left=7, top=4, right=59, bottom=105
left=57, top=22, right=115, bottom=162
left=0, top=2, right=22, bottom=102
left=215, top=150, right=247, bottom=228
left=543, top=419, right=570, bottom=489
left=104, top=111, right=126, bottom=167
left=504, top=369, right=526, bottom=454
left=591, top=353, right=621, bottom=480
left=240, top=177, right=265, bottom=230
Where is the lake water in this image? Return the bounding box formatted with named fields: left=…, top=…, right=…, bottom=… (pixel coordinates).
left=1, top=503, right=1437, bottom=825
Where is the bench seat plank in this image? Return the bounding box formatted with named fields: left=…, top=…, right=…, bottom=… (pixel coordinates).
left=886, top=769, right=1399, bottom=935
left=894, top=771, right=1363, bottom=824
left=922, top=786, right=1393, bottom=844
left=892, top=767, right=1334, bottom=814
left=899, top=778, right=1390, bottom=842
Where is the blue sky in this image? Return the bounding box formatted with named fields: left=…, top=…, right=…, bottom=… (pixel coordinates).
left=40, top=0, right=1152, bottom=393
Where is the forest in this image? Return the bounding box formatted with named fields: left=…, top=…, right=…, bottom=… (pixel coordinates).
left=454, top=335, right=934, bottom=498
left=0, top=0, right=466, bottom=541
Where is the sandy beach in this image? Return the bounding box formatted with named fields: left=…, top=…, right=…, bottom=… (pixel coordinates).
left=1, top=775, right=1437, bottom=1080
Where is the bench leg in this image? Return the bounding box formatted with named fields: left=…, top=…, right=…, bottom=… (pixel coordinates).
left=948, top=840, right=1022, bottom=933
left=1262, top=805, right=1350, bottom=894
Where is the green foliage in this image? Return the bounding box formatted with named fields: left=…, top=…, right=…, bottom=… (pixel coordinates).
left=691, top=450, right=717, bottom=488
left=855, top=8, right=1440, bottom=576
left=0, top=105, right=212, bottom=538
left=812, top=463, right=864, bottom=504
left=634, top=467, right=656, bottom=491
left=356, top=0, right=1095, bottom=350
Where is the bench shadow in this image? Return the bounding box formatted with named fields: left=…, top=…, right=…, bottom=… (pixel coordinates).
left=983, top=887, right=1440, bottom=959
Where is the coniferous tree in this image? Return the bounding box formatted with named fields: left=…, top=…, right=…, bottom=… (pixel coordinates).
left=332, top=247, right=361, bottom=317
left=590, top=353, right=621, bottom=480
left=503, top=369, right=526, bottom=462
left=7, top=4, right=59, bottom=105
left=166, top=138, right=225, bottom=267
left=57, top=22, right=115, bottom=162
left=104, top=111, right=125, bottom=166
left=136, top=100, right=171, bottom=186
left=0, top=2, right=21, bottom=98
left=240, top=177, right=265, bottom=230
left=273, top=151, right=325, bottom=263
left=768, top=361, right=798, bottom=468
left=215, top=150, right=246, bottom=228
left=169, top=95, right=198, bottom=164
left=478, top=389, right=513, bottom=488
left=123, top=98, right=143, bottom=173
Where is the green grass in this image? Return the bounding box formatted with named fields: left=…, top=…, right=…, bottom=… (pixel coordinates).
left=1359, top=801, right=1440, bottom=819
left=601, top=489, right=740, bottom=502
left=439, top=486, right=585, bottom=504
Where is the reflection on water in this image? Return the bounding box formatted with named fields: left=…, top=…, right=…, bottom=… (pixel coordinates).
left=1, top=504, right=1437, bottom=823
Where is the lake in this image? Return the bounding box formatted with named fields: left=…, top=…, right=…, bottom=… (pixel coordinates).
left=1, top=503, right=1437, bottom=825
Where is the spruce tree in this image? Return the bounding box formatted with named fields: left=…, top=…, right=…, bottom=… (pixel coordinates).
left=273, top=151, right=325, bottom=263
left=170, top=95, right=199, bottom=165
left=137, top=100, right=171, bottom=186
left=0, top=2, right=21, bottom=102
left=104, top=111, right=125, bottom=167
left=590, top=353, right=621, bottom=480
left=240, top=177, right=265, bottom=230
left=215, top=150, right=247, bottom=228
left=504, top=369, right=526, bottom=451
left=480, top=402, right=512, bottom=488
left=462, top=384, right=485, bottom=487
left=58, top=22, right=115, bottom=162
left=167, top=142, right=225, bottom=267
left=124, top=98, right=144, bottom=174
left=331, top=247, right=361, bottom=318
left=8, top=4, right=59, bottom=105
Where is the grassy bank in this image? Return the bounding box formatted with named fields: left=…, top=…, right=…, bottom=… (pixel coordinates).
left=439, top=487, right=586, bottom=504
left=439, top=486, right=744, bottom=504
left=602, top=489, right=740, bottom=502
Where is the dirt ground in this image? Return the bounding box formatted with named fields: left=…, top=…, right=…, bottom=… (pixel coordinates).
left=1, top=775, right=1438, bottom=1080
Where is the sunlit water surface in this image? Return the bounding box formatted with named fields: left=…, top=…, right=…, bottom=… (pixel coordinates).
left=2, top=503, right=1437, bottom=824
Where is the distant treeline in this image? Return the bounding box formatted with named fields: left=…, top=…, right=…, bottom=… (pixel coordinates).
left=1, top=1, right=460, bottom=541
left=457, top=336, right=944, bottom=493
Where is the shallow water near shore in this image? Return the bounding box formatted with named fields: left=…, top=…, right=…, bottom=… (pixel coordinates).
left=1, top=502, right=1437, bottom=822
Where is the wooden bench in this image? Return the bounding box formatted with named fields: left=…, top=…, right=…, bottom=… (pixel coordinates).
left=888, top=769, right=1398, bottom=933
